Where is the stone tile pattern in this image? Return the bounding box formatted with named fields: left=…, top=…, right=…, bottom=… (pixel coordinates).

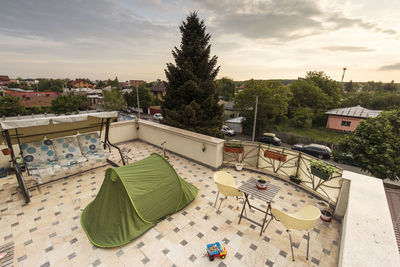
left=0, top=141, right=340, bottom=266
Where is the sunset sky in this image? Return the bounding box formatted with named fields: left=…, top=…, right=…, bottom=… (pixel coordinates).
left=1, top=0, right=400, bottom=82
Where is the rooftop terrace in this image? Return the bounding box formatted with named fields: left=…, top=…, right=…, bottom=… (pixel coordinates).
left=0, top=119, right=398, bottom=267
left=0, top=140, right=340, bottom=267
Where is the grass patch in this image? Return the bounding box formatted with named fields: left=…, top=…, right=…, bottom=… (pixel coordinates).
left=278, top=126, right=351, bottom=144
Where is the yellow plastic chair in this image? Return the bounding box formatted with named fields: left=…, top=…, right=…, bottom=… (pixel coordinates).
left=271, top=205, right=321, bottom=261
left=213, top=171, right=244, bottom=211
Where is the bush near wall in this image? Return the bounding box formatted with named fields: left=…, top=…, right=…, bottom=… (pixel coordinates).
left=276, top=131, right=336, bottom=148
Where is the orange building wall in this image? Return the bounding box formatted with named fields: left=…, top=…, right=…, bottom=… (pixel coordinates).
left=326, top=115, right=362, bottom=132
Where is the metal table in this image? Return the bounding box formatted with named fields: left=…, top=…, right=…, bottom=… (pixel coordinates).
left=238, top=177, right=281, bottom=235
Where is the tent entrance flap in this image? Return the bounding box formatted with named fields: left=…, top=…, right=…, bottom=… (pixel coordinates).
left=81, top=153, right=198, bottom=248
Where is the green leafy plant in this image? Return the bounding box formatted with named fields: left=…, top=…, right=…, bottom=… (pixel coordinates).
left=224, top=141, right=243, bottom=148
left=310, top=160, right=336, bottom=176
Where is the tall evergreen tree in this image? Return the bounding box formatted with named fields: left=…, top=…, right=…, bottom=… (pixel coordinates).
left=162, top=12, right=223, bottom=137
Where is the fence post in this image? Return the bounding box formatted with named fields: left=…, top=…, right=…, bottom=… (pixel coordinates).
left=256, top=143, right=261, bottom=168
left=295, top=152, right=301, bottom=178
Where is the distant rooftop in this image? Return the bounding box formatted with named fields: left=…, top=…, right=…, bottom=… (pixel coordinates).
left=150, top=82, right=166, bottom=92
left=325, top=105, right=382, bottom=118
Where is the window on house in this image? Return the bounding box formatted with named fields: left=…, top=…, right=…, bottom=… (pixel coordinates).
left=341, top=120, right=351, bottom=127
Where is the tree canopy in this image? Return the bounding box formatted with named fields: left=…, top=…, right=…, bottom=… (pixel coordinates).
left=162, top=12, right=223, bottom=137
left=339, top=110, right=400, bottom=181
left=103, top=89, right=126, bottom=111
left=305, top=71, right=341, bottom=109
left=124, top=84, right=155, bottom=109
left=216, top=77, right=236, bottom=101
left=38, top=78, right=64, bottom=92
left=0, top=95, right=26, bottom=117
left=235, top=80, right=292, bottom=137
left=51, top=93, right=90, bottom=114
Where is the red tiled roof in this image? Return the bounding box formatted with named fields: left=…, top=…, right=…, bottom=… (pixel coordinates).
left=19, top=96, right=57, bottom=108
left=0, top=75, right=10, bottom=81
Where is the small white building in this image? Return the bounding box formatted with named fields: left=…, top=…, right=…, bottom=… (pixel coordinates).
left=225, top=116, right=244, bottom=133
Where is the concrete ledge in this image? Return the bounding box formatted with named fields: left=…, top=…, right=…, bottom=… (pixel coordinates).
left=339, top=171, right=400, bottom=267
left=137, top=120, right=225, bottom=169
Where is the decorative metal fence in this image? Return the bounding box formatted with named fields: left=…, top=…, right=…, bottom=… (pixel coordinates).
left=223, top=141, right=343, bottom=205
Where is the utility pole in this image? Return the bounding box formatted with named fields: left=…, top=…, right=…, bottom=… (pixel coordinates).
left=252, top=95, right=258, bottom=142
left=341, top=67, right=347, bottom=83
left=136, top=85, right=140, bottom=120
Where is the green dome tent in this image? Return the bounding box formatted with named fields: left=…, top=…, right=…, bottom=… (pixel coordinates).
left=81, top=153, right=198, bottom=248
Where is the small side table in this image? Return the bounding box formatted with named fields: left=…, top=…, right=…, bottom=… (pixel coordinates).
left=238, top=177, right=280, bottom=235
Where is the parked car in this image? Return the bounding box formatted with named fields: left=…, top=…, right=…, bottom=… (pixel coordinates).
left=259, top=133, right=281, bottom=146
left=153, top=113, right=163, bottom=121
left=333, top=151, right=359, bottom=166
left=292, top=143, right=332, bottom=159
left=221, top=125, right=235, bottom=136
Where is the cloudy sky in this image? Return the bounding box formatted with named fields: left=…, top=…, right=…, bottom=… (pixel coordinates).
left=1, top=0, right=399, bottom=82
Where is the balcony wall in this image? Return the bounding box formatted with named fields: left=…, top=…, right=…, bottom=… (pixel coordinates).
left=223, top=142, right=343, bottom=205
left=137, top=120, right=225, bottom=169
left=338, top=171, right=400, bottom=267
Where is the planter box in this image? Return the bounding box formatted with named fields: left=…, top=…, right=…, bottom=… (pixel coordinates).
left=264, top=150, right=287, bottom=162
left=311, top=166, right=331, bottom=180
left=224, top=146, right=244, bottom=153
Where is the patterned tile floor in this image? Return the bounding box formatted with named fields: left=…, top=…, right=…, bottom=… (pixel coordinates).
left=0, top=141, right=340, bottom=267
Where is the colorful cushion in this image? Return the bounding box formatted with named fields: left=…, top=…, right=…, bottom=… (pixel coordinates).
left=28, top=161, right=62, bottom=179
left=20, top=140, right=57, bottom=166
left=53, top=136, right=84, bottom=159
left=77, top=132, right=104, bottom=154
left=58, top=156, right=87, bottom=167
left=85, top=152, right=111, bottom=164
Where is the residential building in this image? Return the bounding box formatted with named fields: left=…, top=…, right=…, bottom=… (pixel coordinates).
left=219, top=100, right=240, bottom=120
left=150, top=81, right=166, bottom=100
left=129, top=80, right=145, bottom=87
left=325, top=105, right=382, bottom=132
left=225, top=116, right=244, bottom=133
left=0, top=75, right=10, bottom=86
left=68, top=79, right=94, bottom=89
left=3, top=89, right=60, bottom=99
left=3, top=89, right=61, bottom=112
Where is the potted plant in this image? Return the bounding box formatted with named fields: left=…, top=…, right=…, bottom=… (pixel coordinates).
left=224, top=141, right=244, bottom=154
left=256, top=177, right=268, bottom=190
left=316, top=200, right=329, bottom=211
left=309, top=160, right=336, bottom=181
left=316, top=199, right=332, bottom=222
left=235, top=162, right=244, bottom=171
left=264, top=150, right=287, bottom=162
left=320, top=209, right=332, bottom=222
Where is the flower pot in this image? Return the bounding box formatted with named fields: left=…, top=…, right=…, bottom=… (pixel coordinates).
left=256, top=179, right=268, bottom=190
left=2, top=148, right=11, bottom=155
left=264, top=150, right=287, bottom=162
left=320, top=210, right=332, bottom=222
left=235, top=163, right=243, bottom=171
left=224, top=146, right=244, bottom=153
left=316, top=200, right=329, bottom=212
left=310, top=166, right=331, bottom=180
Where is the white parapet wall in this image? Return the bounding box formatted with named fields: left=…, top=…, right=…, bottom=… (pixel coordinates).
left=108, top=120, right=138, bottom=144
left=137, top=120, right=225, bottom=169
left=339, top=170, right=400, bottom=267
